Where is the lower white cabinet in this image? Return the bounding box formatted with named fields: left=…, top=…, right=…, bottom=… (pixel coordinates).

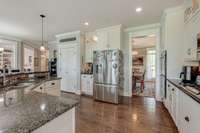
left=81, top=74, right=93, bottom=96
left=165, top=81, right=200, bottom=133
left=179, top=91, right=200, bottom=133
left=34, top=80, right=61, bottom=96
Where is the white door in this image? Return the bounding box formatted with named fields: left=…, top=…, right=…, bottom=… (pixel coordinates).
left=59, top=46, right=77, bottom=93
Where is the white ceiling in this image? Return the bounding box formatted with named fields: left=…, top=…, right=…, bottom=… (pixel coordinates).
left=132, top=36, right=156, bottom=49
left=0, top=0, right=183, bottom=43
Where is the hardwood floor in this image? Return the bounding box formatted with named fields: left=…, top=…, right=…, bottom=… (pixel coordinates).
left=62, top=93, right=178, bottom=133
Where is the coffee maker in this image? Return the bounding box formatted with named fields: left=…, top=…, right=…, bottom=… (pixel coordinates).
left=180, top=66, right=199, bottom=84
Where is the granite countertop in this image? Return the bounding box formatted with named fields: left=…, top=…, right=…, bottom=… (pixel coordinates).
left=0, top=76, right=62, bottom=90
left=167, top=79, right=200, bottom=104
left=0, top=77, right=79, bottom=133
left=0, top=71, right=49, bottom=78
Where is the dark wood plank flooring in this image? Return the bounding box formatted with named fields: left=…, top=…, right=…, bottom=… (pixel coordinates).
left=62, top=93, right=178, bottom=133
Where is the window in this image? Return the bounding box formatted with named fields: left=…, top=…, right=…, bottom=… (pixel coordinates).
left=146, top=48, right=156, bottom=79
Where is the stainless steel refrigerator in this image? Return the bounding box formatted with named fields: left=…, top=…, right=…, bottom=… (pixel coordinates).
left=93, top=50, right=123, bottom=104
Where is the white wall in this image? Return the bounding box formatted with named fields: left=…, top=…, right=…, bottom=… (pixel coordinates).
left=161, top=7, right=185, bottom=79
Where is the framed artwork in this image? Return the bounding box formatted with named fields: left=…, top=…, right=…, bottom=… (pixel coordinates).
left=184, top=0, right=200, bottom=22
left=133, top=56, right=143, bottom=66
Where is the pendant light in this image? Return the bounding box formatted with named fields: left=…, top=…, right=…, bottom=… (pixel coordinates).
left=40, top=14, right=46, bottom=51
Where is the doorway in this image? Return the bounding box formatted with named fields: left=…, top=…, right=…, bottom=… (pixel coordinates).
left=132, top=35, right=156, bottom=97
left=58, top=44, right=78, bottom=93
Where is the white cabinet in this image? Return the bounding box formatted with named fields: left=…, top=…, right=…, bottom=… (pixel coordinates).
left=85, top=44, right=94, bottom=62
left=171, top=84, right=179, bottom=125
left=81, top=74, right=93, bottom=96
left=179, top=91, right=200, bottom=133
left=183, top=6, right=200, bottom=61
left=165, top=81, right=200, bottom=133
left=84, top=25, right=121, bottom=63
left=165, top=81, right=179, bottom=124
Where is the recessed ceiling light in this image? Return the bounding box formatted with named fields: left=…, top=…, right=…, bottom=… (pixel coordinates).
left=132, top=51, right=138, bottom=55
left=84, top=22, right=89, bottom=26
left=136, top=7, right=143, bottom=12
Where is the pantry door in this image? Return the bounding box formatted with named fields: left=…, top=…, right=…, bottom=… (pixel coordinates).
left=59, top=45, right=77, bottom=93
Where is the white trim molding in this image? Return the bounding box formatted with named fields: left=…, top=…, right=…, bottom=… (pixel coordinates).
left=124, top=23, right=160, bottom=33
left=127, top=23, right=162, bottom=101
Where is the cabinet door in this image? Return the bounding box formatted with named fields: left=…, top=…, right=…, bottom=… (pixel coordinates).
left=108, top=28, right=120, bottom=49
left=183, top=18, right=198, bottom=61
left=86, top=75, right=93, bottom=96
left=95, top=30, right=108, bottom=50
left=171, top=85, right=178, bottom=124
left=179, top=91, right=200, bottom=133
left=165, top=81, right=172, bottom=113
left=85, top=44, right=93, bottom=63
left=81, top=75, right=87, bottom=94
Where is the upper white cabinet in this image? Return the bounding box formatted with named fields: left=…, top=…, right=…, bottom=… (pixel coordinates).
left=84, top=25, right=121, bottom=63
left=183, top=11, right=200, bottom=61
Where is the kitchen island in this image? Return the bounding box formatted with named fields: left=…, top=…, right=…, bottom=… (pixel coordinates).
left=0, top=77, right=79, bottom=133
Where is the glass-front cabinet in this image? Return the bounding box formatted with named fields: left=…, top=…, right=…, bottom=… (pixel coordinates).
left=0, top=39, right=17, bottom=69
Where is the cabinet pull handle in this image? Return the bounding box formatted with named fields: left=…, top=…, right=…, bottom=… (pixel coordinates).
left=168, top=84, right=170, bottom=87
left=184, top=116, right=190, bottom=122
left=51, top=83, right=55, bottom=85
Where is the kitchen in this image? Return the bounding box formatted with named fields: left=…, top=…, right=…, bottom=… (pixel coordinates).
left=0, top=0, right=200, bottom=133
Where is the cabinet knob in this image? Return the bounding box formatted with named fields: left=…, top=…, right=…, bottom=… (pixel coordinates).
left=172, top=88, right=175, bottom=91
left=184, top=116, right=190, bottom=122
left=40, top=87, right=43, bottom=90
left=168, top=84, right=170, bottom=87
left=51, top=82, right=55, bottom=85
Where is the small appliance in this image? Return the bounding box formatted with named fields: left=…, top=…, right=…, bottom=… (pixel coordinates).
left=49, top=58, right=57, bottom=77
left=180, top=66, right=199, bottom=84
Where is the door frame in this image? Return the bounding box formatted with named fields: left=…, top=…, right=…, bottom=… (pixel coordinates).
left=58, top=43, right=80, bottom=94
left=128, top=24, right=162, bottom=101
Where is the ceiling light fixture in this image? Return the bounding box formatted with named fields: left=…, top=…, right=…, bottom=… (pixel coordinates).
left=92, top=36, right=98, bottom=42
left=84, top=22, right=89, bottom=26
left=136, top=7, right=143, bottom=12
left=132, top=51, right=138, bottom=55
left=40, top=14, right=46, bottom=52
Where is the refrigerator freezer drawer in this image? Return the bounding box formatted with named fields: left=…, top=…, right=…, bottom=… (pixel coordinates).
left=94, top=84, right=119, bottom=104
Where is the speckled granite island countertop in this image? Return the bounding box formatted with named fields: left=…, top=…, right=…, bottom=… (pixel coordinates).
left=0, top=78, right=79, bottom=133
